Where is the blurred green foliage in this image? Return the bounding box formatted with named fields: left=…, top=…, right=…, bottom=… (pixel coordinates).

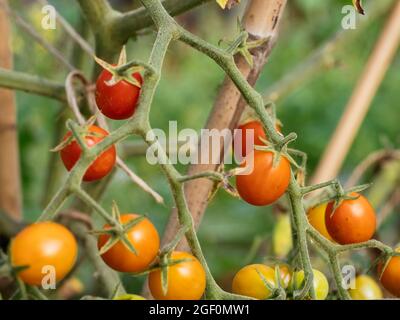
left=9, top=0, right=399, bottom=295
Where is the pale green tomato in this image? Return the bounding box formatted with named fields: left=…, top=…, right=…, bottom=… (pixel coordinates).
left=292, top=269, right=329, bottom=300
left=349, top=275, right=383, bottom=300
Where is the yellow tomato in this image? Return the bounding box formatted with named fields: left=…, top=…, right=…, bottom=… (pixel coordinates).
left=232, top=264, right=275, bottom=299
left=308, top=204, right=334, bottom=242
left=349, top=275, right=382, bottom=300
left=292, top=269, right=329, bottom=300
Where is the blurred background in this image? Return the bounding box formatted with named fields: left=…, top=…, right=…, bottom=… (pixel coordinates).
left=4, top=0, right=400, bottom=297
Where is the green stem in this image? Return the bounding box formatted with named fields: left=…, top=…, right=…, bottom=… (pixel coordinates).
left=0, top=68, right=66, bottom=101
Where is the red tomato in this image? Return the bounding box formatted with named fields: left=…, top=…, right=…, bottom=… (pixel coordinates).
left=98, top=214, right=160, bottom=273
left=95, top=69, right=143, bottom=120
left=60, top=125, right=116, bottom=182
left=234, top=120, right=281, bottom=158
left=325, top=193, right=376, bottom=244
left=236, top=150, right=291, bottom=206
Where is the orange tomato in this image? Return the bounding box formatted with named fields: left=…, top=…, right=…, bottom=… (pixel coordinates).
left=325, top=193, right=376, bottom=244
left=10, top=222, right=78, bottom=286
left=308, top=203, right=334, bottom=242
left=98, top=214, right=160, bottom=273
left=236, top=151, right=291, bottom=206
left=379, top=248, right=400, bottom=297
left=148, top=251, right=206, bottom=300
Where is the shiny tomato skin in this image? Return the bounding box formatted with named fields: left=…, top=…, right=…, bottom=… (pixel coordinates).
left=95, top=70, right=142, bottom=120
left=232, top=264, right=276, bottom=299
left=236, top=151, right=291, bottom=206
left=349, top=275, right=383, bottom=300
left=148, top=251, right=206, bottom=300
left=379, top=248, right=400, bottom=297
left=98, top=214, right=160, bottom=273
left=325, top=193, right=376, bottom=244
left=10, top=222, right=78, bottom=286
left=60, top=125, right=116, bottom=182
left=308, top=203, right=335, bottom=242
left=234, top=120, right=281, bottom=158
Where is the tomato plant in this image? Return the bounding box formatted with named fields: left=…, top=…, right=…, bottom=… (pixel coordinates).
left=308, top=203, right=334, bottom=242
left=325, top=193, right=376, bottom=244
left=148, top=251, right=206, bottom=300
left=98, top=213, right=160, bottom=273
left=95, top=69, right=143, bottom=120
left=60, top=125, right=116, bottom=182
left=292, top=269, right=329, bottom=300
left=232, top=264, right=291, bottom=299
left=348, top=275, right=382, bottom=300
left=236, top=151, right=291, bottom=206
left=379, top=248, right=400, bottom=298
left=10, top=222, right=78, bottom=286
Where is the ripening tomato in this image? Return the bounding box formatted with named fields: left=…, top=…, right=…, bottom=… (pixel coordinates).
left=234, top=120, right=281, bottom=158
left=98, top=214, right=160, bottom=273
left=148, top=251, right=206, bottom=300
left=95, top=69, right=143, bottom=120
left=379, top=248, right=400, bottom=297
left=236, top=151, right=291, bottom=206
left=232, top=264, right=276, bottom=299
left=232, top=264, right=291, bottom=299
left=348, top=275, right=383, bottom=300
left=325, top=193, right=376, bottom=244
left=292, top=269, right=329, bottom=300
left=60, top=125, right=116, bottom=182
left=10, top=222, right=78, bottom=286
left=308, top=204, right=334, bottom=242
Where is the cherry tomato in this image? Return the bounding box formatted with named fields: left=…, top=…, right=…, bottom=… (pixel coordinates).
left=148, top=251, right=206, bottom=300
left=95, top=69, right=143, bottom=120
left=236, top=151, right=291, bottom=206
left=98, top=214, right=160, bottom=273
left=325, top=193, right=376, bottom=244
left=234, top=120, right=281, bottom=158
left=232, top=264, right=275, bottom=299
left=379, top=248, right=400, bottom=297
left=10, top=222, right=78, bottom=286
left=308, top=203, right=334, bottom=242
left=348, top=275, right=382, bottom=300
left=60, top=125, right=116, bottom=182
left=292, top=269, right=329, bottom=300
left=232, top=264, right=290, bottom=299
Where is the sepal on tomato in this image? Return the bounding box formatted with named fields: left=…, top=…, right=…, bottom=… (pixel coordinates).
left=94, top=46, right=143, bottom=89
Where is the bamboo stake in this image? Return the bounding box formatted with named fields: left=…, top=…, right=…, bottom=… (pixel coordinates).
left=161, top=0, right=287, bottom=250
left=311, top=1, right=400, bottom=185
left=0, top=0, right=22, bottom=221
